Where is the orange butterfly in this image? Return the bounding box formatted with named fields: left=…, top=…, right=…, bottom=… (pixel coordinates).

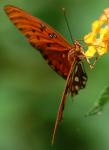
left=4, top=5, right=88, bottom=144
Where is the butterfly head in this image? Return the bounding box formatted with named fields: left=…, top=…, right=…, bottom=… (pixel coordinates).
left=68, top=40, right=85, bottom=63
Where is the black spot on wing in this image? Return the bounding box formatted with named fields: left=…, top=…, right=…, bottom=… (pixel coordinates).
left=32, top=29, right=36, bottom=33
left=47, top=43, right=51, bottom=47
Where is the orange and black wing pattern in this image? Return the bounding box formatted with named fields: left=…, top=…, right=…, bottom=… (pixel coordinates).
left=4, top=5, right=73, bottom=78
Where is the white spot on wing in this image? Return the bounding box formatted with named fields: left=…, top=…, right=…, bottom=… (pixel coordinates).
left=75, top=85, right=79, bottom=90
left=75, top=76, right=79, bottom=82
left=82, top=76, right=87, bottom=80
left=82, top=81, right=86, bottom=85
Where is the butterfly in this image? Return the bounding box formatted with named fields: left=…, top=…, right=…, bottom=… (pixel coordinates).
left=4, top=5, right=88, bottom=144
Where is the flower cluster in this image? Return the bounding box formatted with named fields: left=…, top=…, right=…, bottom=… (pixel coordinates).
left=84, top=8, right=109, bottom=58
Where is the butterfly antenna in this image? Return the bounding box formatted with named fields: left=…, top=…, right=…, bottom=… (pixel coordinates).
left=62, top=8, right=75, bottom=43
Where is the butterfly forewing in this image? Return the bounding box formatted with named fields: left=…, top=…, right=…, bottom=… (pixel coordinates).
left=4, top=5, right=73, bottom=78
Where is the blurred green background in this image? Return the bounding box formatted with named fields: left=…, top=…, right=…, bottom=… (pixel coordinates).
left=0, top=0, right=109, bottom=150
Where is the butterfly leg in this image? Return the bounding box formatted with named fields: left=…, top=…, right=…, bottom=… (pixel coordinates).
left=92, top=53, right=100, bottom=66
left=85, top=57, right=94, bottom=69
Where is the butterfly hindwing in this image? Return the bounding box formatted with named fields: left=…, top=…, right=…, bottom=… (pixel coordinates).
left=70, top=62, right=87, bottom=96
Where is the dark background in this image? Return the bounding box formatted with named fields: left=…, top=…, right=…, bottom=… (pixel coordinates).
left=0, top=0, right=109, bottom=150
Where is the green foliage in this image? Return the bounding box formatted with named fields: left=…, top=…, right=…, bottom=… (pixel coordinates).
left=86, top=87, right=109, bottom=116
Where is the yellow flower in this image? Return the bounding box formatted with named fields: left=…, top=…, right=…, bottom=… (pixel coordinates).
left=104, top=8, right=109, bottom=19
left=85, top=46, right=96, bottom=57
left=92, top=20, right=101, bottom=33
left=95, top=40, right=108, bottom=55
left=99, top=14, right=107, bottom=24
left=84, top=10, right=109, bottom=58
left=84, top=32, right=96, bottom=44
left=102, top=28, right=109, bottom=43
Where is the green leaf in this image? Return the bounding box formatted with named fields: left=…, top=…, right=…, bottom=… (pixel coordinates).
left=86, top=86, right=109, bottom=116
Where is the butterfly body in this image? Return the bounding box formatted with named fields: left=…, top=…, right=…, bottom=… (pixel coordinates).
left=4, top=5, right=87, bottom=144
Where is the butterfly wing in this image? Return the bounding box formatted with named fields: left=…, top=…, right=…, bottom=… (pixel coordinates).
left=70, top=62, right=87, bottom=96
left=4, top=5, right=73, bottom=78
